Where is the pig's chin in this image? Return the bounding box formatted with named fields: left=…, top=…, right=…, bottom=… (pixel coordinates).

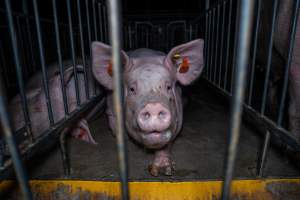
left=140, top=130, right=172, bottom=149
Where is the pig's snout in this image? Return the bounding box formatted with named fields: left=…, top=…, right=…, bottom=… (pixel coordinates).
left=137, top=103, right=171, bottom=132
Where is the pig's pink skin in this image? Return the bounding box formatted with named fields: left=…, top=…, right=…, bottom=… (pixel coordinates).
left=275, top=0, right=300, bottom=138
left=257, top=0, right=300, bottom=138
left=92, top=39, right=204, bottom=175
left=9, top=62, right=98, bottom=144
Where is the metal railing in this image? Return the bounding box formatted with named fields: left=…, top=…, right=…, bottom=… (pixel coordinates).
left=1, top=0, right=299, bottom=200
left=0, top=0, right=108, bottom=199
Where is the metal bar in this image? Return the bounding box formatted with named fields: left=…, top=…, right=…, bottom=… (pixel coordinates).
left=0, top=95, right=104, bottom=179
left=204, top=0, right=210, bottom=78
left=277, top=0, right=300, bottom=126
left=218, top=2, right=226, bottom=86
left=59, top=131, right=70, bottom=176
left=214, top=5, right=221, bottom=83
left=221, top=0, right=255, bottom=199
left=66, top=0, right=81, bottom=106
left=202, top=77, right=300, bottom=152
left=0, top=68, right=32, bottom=200
left=98, top=3, right=104, bottom=42
left=77, top=0, right=90, bottom=100
left=257, top=131, right=271, bottom=177
left=5, top=0, right=34, bottom=141
left=107, top=0, right=129, bottom=199
left=103, top=6, right=108, bottom=43
left=33, top=0, right=55, bottom=125
left=52, top=0, right=69, bottom=116
left=206, top=11, right=212, bottom=78
left=92, top=0, right=98, bottom=41
left=223, top=0, right=233, bottom=90
left=247, top=0, right=262, bottom=106
left=260, top=0, right=279, bottom=115
left=209, top=8, right=216, bottom=81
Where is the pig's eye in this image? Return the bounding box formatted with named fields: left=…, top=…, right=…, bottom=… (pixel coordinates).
left=129, top=87, right=136, bottom=95
left=166, top=84, right=172, bottom=92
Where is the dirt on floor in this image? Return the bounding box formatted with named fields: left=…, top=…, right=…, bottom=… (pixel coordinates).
left=27, top=82, right=300, bottom=181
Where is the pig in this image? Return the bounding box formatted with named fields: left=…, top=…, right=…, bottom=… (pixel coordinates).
left=257, top=0, right=300, bottom=138
left=8, top=61, right=99, bottom=144
left=92, top=39, right=204, bottom=176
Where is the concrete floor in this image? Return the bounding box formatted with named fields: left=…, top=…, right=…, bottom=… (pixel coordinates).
left=28, top=82, right=300, bottom=180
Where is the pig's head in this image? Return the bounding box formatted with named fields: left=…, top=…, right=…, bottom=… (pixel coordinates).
left=92, top=39, right=204, bottom=149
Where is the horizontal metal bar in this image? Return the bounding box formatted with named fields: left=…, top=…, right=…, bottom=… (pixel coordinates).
left=0, top=49, right=32, bottom=200
left=222, top=0, right=255, bottom=199
left=202, top=77, right=300, bottom=152
left=107, top=0, right=129, bottom=198
left=0, top=94, right=104, bottom=179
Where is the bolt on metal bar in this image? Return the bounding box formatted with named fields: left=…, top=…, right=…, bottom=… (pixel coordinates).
left=98, top=3, right=104, bottom=42
left=33, top=0, right=55, bottom=125
left=223, top=0, right=233, bottom=90
left=213, top=4, right=221, bottom=83
left=247, top=0, right=262, bottom=106
left=52, top=0, right=69, bottom=116
left=5, top=0, right=33, bottom=141
left=221, top=0, right=255, bottom=199
left=107, top=0, right=129, bottom=199
left=257, top=130, right=271, bottom=177
left=66, top=0, right=81, bottom=106
left=218, top=2, right=226, bottom=87
left=260, top=0, right=279, bottom=115
left=277, top=0, right=300, bottom=126
left=77, top=0, right=90, bottom=100
left=0, top=70, right=33, bottom=200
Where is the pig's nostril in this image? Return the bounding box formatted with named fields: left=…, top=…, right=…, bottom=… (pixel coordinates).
left=143, top=112, right=150, bottom=120
left=159, top=111, right=165, bottom=119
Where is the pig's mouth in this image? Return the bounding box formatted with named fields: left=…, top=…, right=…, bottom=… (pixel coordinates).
left=140, top=130, right=172, bottom=149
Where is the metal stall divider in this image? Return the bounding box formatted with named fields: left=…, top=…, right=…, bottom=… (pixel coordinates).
left=221, top=0, right=255, bottom=200
left=107, top=0, right=129, bottom=199
left=2, top=0, right=33, bottom=199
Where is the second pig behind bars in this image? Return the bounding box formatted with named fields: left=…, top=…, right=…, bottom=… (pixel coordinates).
left=92, top=39, right=204, bottom=176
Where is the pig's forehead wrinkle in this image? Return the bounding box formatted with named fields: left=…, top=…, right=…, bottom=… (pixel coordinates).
left=129, top=56, right=165, bottom=69
left=130, top=65, right=171, bottom=83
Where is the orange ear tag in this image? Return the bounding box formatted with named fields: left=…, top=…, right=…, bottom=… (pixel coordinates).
left=179, top=57, right=190, bottom=73
left=107, top=61, right=113, bottom=76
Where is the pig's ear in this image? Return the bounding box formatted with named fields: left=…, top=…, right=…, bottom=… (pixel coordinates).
left=164, top=39, right=204, bottom=85
left=92, top=41, right=130, bottom=90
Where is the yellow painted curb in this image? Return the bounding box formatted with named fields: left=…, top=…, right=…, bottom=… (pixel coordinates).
left=1, top=179, right=300, bottom=199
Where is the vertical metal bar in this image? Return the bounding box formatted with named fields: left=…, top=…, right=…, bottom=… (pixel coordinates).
left=248, top=0, right=262, bottom=106
left=257, top=131, right=271, bottom=177
left=33, top=0, right=55, bottom=125
left=207, top=11, right=212, bottom=79
left=221, top=0, right=255, bottom=199
left=0, top=72, right=32, bottom=200
left=92, top=0, right=98, bottom=41
left=98, top=3, right=104, bottom=42
left=107, top=0, right=129, bottom=199
left=260, top=0, right=279, bottom=115
left=52, top=0, right=69, bottom=116
left=128, top=25, right=132, bottom=49
left=77, top=0, right=90, bottom=100
left=223, top=0, right=233, bottom=90
left=218, top=2, right=226, bottom=87
left=5, top=0, right=33, bottom=140
left=103, top=6, right=108, bottom=43
left=277, top=0, right=300, bottom=126
left=66, top=0, right=81, bottom=106
left=204, top=0, right=210, bottom=78
left=209, top=8, right=216, bottom=81
left=214, top=4, right=220, bottom=83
